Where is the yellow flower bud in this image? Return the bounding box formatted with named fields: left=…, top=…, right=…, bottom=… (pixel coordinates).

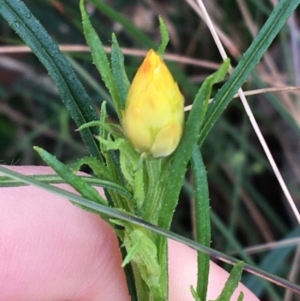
left=123, top=49, right=184, bottom=157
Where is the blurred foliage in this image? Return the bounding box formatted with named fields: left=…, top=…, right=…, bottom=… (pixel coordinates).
left=1, top=1, right=300, bottom=300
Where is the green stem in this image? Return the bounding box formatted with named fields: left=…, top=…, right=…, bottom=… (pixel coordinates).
left=143, top=159, right=164, bottom=223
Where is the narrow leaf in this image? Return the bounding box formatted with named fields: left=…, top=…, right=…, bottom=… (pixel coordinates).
left=111, top=33, right=130, bottom=110
left=215, top=261, right=244, bottom=301
left=120, top=239, right=138, bottom=301
left=34, top=146, right=107, bottom=206
left=237, top=292, right=245, bottom=301
left=191, top=147, right=211, bottom=301
left=80, top=0, right=122, bottom=119
left=0, top=0, right=101, bottom=159
left=157, top=17, right=169, bottom=55
left=157, top=62, right=229, bottom=295
left=159, top=59, right=230, bottom=230
left=72, top=156, right=113, bottom=180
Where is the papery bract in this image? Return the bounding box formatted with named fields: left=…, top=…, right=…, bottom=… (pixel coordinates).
left=123, top=49, right=184, bottom=157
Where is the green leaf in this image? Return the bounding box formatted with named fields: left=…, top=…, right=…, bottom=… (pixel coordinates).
left=80, top=0, right=122, bottom=120
left=237, top=292, right=245, bottom=301
left=190, top=286, right=201, bottom=301
left=86, top=177, right=133, bottom=200
left=111, top=33, right=130, bottom=110
left=72, top=156, right=113, bottom=180
left=215, top=261, right=244, bottom=301
left=122, top=229, right=164, bottom=300
left=191, top=147, right=211, bottom=301
left=159, top=59, right=230, bottom=230
left=34, top=146, right=107, bottom=206
left=0, top=0, right=101, bottom=159
left=78, top=120, right=123, bottom=139
left=119, top=241, right=138, bottom=301
left=199, top=0, right=300, bottom=146
left=157, top=17, right=169, bottom=55
left=156, top=62, right=229, bottom=301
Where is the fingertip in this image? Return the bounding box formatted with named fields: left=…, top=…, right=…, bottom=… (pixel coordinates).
left=0, top=165, right=130, bottom=301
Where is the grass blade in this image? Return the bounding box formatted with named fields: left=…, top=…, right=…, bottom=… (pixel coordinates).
left=244, top=226, right=300, bottom=296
